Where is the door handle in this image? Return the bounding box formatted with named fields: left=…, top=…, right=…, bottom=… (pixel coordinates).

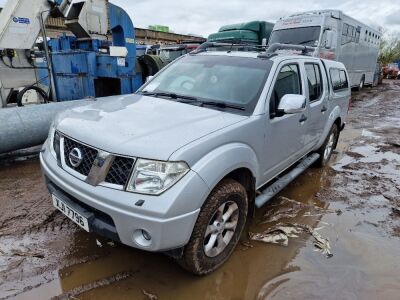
left=321, top=106, right=328, bottom=113
left=299, top=115, right=308, bottom=123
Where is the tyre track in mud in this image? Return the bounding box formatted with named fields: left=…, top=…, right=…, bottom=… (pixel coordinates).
left=0, top=160, right=81, bottom=299
left=322, top=81, right=400, bottom=236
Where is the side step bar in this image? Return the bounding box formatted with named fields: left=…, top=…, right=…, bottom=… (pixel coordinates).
left=255, top=153, right=320, bottom=208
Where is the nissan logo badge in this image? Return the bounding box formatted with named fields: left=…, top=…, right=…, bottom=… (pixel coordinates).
left=69, top=147, right=83, bottom=168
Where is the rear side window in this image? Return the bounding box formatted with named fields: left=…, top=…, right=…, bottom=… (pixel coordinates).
left=270, top=64, right=302, bottom=118
left=305, top=63, right=323, bottom=101
left=330, top=68, right=348, bottom=92
left=339, top=70, right=349, bottom=89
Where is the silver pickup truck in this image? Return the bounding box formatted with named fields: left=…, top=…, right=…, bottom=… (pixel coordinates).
left=40, top=43, right=351, bottom=275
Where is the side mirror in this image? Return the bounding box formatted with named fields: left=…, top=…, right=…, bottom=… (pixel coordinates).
left=146, top=76, right=154, bottom=83
left=277, top=94, right=306, bottom=115
left=324, top=30, right=334, bottom=49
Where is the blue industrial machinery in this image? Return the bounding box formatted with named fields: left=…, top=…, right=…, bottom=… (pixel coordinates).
left=43, top=3, right=143, bottom=101
left=0, top=0, right=145, bottom=106
left=0, top=0, right=147, bottom=154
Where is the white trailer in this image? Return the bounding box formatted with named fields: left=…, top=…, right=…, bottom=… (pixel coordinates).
left=269, top=10, right=382, bottom=89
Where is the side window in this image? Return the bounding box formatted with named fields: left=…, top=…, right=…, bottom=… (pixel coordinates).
left=305, top=63, right=323, bottom=101
left=355, top=30, right=360, bottom=43
left=330, top=69, right=341, bottom=91
left=342, top=23, right=358, bottom=45
left=339, top=70, right=349, bottom=89
left=330, top=68, right=348, bottom=92
left=269, top=64, right=302, bottom=118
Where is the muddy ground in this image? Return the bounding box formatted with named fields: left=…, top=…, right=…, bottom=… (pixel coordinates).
left=0, top=80, right=399, bottom=300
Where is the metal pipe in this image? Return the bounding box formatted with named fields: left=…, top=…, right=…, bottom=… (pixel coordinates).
left=40, top=10, right=58, bottom=102
left=0, top=100, right=91, bottom=154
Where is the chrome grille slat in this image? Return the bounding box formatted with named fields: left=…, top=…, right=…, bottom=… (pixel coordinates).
left=105, top=156, right=135, bottom=186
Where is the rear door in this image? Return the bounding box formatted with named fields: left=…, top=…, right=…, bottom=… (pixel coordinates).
left=329, top=67, right=351, bottom=118
left=304, top=61, right=329, bottom=147
left=262, top=61, right=309, bottom=181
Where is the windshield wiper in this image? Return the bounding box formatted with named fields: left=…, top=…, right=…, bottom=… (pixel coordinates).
left=139, top=91, right=198, bottom=101
left=199, top=101, right=246, bottom=111
left=139, top=91, right=245, bottom=111
left=298, top=39, right=317, bottom=45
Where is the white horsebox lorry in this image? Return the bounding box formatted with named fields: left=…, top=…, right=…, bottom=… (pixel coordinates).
left=269, top=10, right=382, bottom=89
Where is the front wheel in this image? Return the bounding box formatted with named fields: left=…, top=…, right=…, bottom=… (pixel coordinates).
left=177, top=179, right=248, bottom=275
left=315, top=124, right=339, bottom=168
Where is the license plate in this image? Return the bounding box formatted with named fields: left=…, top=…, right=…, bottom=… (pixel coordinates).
left=52, top=195, right=90, bottom=232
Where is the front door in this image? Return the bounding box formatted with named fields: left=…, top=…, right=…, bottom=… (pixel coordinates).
left=262, top=62, right=309, bottom=182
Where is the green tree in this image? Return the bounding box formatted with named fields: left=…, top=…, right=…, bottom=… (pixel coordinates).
left=379, top=35, right=400, bottom=65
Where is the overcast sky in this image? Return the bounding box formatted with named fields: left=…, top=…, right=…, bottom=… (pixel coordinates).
left=0, top=0, right=399, bottom=37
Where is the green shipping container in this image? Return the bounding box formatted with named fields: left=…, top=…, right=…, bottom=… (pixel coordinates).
left=208, top=21, right=274, bottom=45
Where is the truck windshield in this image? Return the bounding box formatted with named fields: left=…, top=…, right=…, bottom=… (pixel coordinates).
left=269, top=26, right=321, bottom=47
left=139, top=55, right=273, bottom=114
left=159, top=49, right=186, bottom=61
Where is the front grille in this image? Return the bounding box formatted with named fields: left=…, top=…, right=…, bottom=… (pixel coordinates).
left=63, top=137, right=98, bottom=176
left=105, top=156, right=135, bottom=186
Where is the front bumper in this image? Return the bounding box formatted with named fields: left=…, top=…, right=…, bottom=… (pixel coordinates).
left=40, top=146, right=210, bottom=252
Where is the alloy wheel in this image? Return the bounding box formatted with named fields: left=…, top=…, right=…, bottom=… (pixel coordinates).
left=203, top=201, right=239, bottom=258
left=324, top=132, right=335, bottom=161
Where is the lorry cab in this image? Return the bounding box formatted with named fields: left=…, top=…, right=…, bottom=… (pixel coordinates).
left=269, top=10, right=381, bottom=88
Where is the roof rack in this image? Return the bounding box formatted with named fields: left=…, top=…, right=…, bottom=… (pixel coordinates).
left=191, top=42, right=316, bottom=58
left=258, top=43, right=315, bottom=58
left=267, top=43, right=315, bottom=54
left=191, top=42, right=266, bottom=54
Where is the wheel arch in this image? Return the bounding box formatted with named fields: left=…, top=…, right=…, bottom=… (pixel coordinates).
left=333, top=116, right=342, bottom=149
left=315, top=106, right=342, bottom=150
left=190, top=143, right=259, bottom=217
left=221, top=168, right=256, bottom=219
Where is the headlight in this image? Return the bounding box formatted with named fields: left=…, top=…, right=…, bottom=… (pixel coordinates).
left=48, top=122, right=57, bottom=158
left=48, top=122, right=61, bottom=161
left=126, top=159, right=189, bottom=195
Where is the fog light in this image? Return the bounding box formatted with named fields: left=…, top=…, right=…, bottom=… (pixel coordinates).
left=133, top=229, right=152, bottom=247
left=142, top=230, right=151, bottom=241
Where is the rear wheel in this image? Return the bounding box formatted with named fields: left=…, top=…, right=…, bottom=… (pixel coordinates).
left=315, top=124, right=339, bottom=168
left=177, top=178, right=248, bottom=275
left=356, top=76, right=365, bottom=91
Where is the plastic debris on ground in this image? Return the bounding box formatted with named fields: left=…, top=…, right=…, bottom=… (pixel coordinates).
left=143, top=289, right=158, bottom=300
left=249, top=223, right=333, bottom=258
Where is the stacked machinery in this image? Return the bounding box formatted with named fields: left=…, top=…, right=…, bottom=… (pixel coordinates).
left=0, top=0, right=143, bottom=108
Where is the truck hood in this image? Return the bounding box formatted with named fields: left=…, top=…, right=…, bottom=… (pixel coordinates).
left=55, top=94, right=247, bottom=161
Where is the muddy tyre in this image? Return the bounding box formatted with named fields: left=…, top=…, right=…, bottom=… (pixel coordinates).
left=177, top=179, right=248, bottom=275
left=315, top=124, right=339, bottom=168
left=355, top=76, right=365, bottom=91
